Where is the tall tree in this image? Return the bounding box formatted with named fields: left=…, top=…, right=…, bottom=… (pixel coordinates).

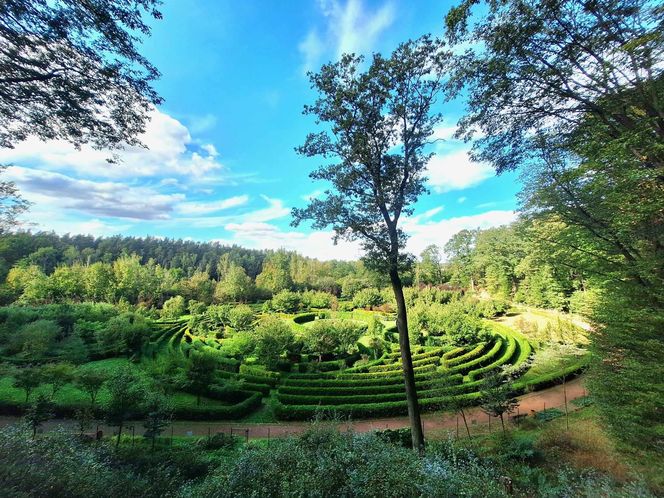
left=415, top=244, right=444, bottom=286
left=142, top=392, right=172, bottom=451
left=0, top=0, right=163, bottom=151
left=24, top=393, right=54, bottom=438
left=0, top=166, right=29, bottom=232
left=104, top=368, right=145, bottom=449
left=445, top=0, right=664, bottom=175
left=446, top=0, right=664, bottom=448
left=292, top=36, right=448, bottom=452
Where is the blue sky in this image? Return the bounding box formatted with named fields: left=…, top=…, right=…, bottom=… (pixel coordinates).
left=1, top=0, right=520, bottom=260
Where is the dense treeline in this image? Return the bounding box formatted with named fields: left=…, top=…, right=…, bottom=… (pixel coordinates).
left=0, top=232, right=387, bottom=307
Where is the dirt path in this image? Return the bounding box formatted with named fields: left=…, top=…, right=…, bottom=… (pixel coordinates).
left=0, top=377, right=587, bottom=440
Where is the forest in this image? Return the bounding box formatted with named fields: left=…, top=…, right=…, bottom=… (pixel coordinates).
left=0, top=0, right=662, bottom=497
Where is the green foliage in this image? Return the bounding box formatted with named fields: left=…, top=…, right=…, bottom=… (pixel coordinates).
left=269, top=289, right=303, bottom=313
left=75, top=369, right=108, bottom=406
left=255, top=250, right=293, bottom=295
left=252, top=316, right=294, bottom=370
left=13, top=366, right=44, bottom=402
left=352, top=288, right=385, bottom=309
left=24, top=393, right=54, bottom=437
left=96, top=312, right=151, bottom=357
left=10, top=319, right=59, bottom=360
left=142, top=392, right=173, bottom=450
left=214, top=264, right=254, bottom=303
left=160, top=296, right=186, bottom=320
left=184, top=352, right=218, bottom=405
left=104, top=368, right=146, bottom=448
left=185, top=427, right=425, bottom=498
left=41, top=362, right=75, bottom=397
left=0, top=425, right=178, bottom=497
left=303, top=319, right=366, bottom=359
left=479, top=372, right=519, bottom=432
left=226, top=304, right=254, bottom=331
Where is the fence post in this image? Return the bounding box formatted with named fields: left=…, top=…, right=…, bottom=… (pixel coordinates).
left=456, top=415, right=459, bottom=439
left=488, top=414, right=491, bottom=431
left=245, top=429, right=249, bottom=444
left=208, top=426, right=211, bottom=445
left=267, top=427, right=270, bottom=447
left=170, top=425, right=173, bottom=446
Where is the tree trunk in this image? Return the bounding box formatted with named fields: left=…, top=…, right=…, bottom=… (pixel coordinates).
left=563, top=376, right=569, bottom=431
left=460, top=408, right=472, bottom=439
left=115, top=420, right=123, bottom=449
left=500, top=413, right=506, bottom=433
left=390, top=267, right=425, bottom=453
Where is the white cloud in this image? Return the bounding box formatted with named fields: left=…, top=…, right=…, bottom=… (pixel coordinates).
left=185, top=195, right=290, bottom=228
left=215, top=209, right=514, bottom=262
left=299, top=0, right=395, bottom=73
left=431, top=125, right=458, bottom=142
left=299, top=30, right=325, bottom=74
left=223, top=222, right=363, bottom=260
left=426, top=148, right=495, bottom=193
left=176, top=195, right=249, bottom=215
left=403, top=210, right=517, bottom=257
left=187, top=114, right=218, bottom=134
left=0, top=108, right=223, bottom=180
left=5, top=166, right=184, bottom=220
left=457, top=196, right=467, bottom=203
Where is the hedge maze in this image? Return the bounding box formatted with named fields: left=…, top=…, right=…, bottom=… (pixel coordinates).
left=147, top=315, right=585, bottom=422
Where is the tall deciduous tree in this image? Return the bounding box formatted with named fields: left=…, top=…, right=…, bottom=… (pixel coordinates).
left=445, top=0, right=664, bottom=448
left=415, top=244, right=444, bottom=286
left=0, top=0, right=163, bottom=151
left=445, top=0, right=664, bottom=175
left=104, top=368, right=145, bottom=449
left=0, top=166, right=29, bottom=233
left=293, top=36, right=448, bottom=451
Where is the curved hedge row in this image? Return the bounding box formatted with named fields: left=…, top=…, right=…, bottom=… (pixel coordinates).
left=277, top=374, right=464, bottom=397
left=366, top=355, right=441, bottom=373
left=443, top=342, right=486, bottom=368
left=467, top=334, right=517, bottom=381
left=444, top=338, right=503, bottom=375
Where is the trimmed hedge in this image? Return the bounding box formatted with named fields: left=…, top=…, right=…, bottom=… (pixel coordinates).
left=239, top=364, right=281, bottom=379
left=277, top=379, right=482, bottom=406
left=281, top=369, right=439, bottom=388
left=277, top=374, right=463, bottom=396
left=292, top=312, right=317, bottom=325
left=442, top=346, right=466, bottom=362
left=514, top=357, right=589, bottom=393
left=173, top=392, right=262, bottom=420
left=443, top=342, right=486, bottom=367
left=444, top=338, right=503, bottom=375
left=467, top=334, right=518, bottom=381
left=367, top=355, right=440, bottom=373
left=274, top=391, right=483, bottom=420
left=0, top=392, right=263, bottom=421
left=337, top=363, right=436, bottom=379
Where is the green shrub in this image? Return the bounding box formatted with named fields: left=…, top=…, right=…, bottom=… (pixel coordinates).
left=270, top=290, right=303, bottom=313
left=351, top=288, right=385, bottom=309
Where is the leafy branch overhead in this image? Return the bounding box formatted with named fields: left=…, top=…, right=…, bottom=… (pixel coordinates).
left=0, top=0, right=163, bottom=151
left=292, top=36, right=449, bottom=271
